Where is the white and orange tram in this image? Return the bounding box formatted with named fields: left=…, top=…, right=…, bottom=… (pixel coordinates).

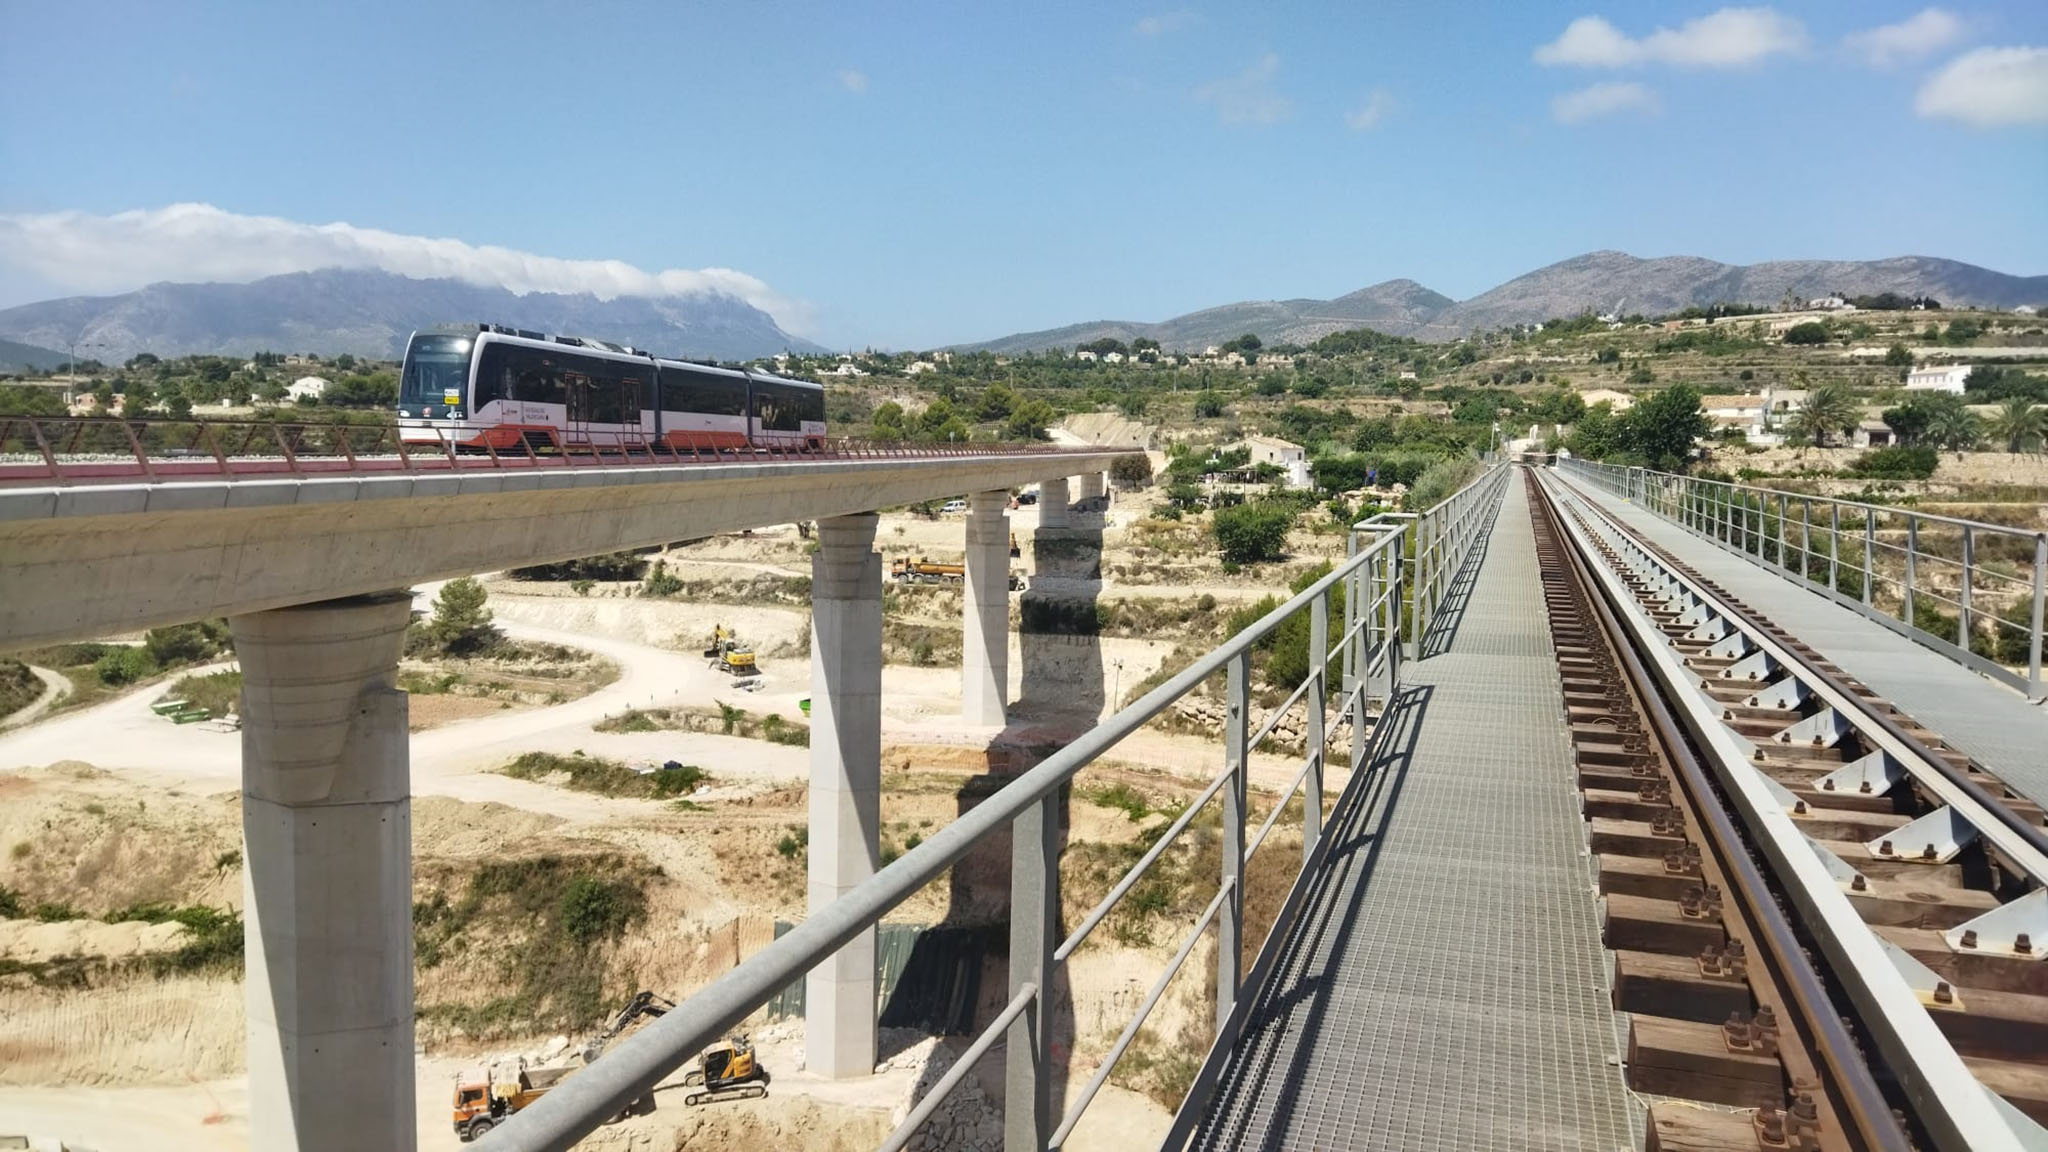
left=396, top=324, right=825, bottom=452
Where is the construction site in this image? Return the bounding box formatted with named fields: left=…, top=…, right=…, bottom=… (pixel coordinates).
left=0, top=463, right=1343, bottom=1152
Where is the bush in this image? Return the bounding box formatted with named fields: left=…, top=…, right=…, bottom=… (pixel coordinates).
left=1212, top=501, right=1296, bottom=565
left=1848, top=445, right=1938, bottom=480
left=1110, top=454, right=1154, bottom=488
left=167, top=670, right=241, bottom=718
left=559, top=876, right=645, bottom=947
left=93, top=646, right=156, bottom=686
left=142, top=620, right=230, bottom=667
left=419, top=577, right=501, bottom=656
left=1783, top=322, right=1831, bottom=346
left=1405, top=458, right=1483, bottom=511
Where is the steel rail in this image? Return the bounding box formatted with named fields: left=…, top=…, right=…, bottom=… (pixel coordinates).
left=1553, top=470, right=2048, bottom=878
left=1533, top=469, right=1912, bottom=1152
left=1541, top=469, right=2028, bottom=1152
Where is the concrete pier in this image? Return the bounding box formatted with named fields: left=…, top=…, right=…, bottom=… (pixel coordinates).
left=963, top=491, right=1011, bottom=727
left=233, top=591, right=416, bottom=1152
left=1039, top=477, right=1071, bottom=530
left=805, top=513, right=885, bottom=1079
left=1075, top=472, right=1105, bottom=505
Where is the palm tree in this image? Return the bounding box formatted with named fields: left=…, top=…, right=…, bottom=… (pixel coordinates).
left=1786, top=381, right=1860, bottom=448
left=1925, top=403, right=1982, bottom=456
left=1985, top=397, right=2045, bottom=453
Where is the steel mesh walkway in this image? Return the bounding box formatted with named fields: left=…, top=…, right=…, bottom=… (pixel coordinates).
left=1568, top=478, right=2048, bottom=809
left=1187, top=480, right=1634, bottom=1151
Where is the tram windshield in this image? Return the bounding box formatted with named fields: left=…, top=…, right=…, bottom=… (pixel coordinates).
left=398, top=334, right=474, bottom=414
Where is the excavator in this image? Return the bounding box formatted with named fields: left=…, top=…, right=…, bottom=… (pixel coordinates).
left=680, top=1033, right=771, bottom=1106
left=703, top=624, right=759, bottom=677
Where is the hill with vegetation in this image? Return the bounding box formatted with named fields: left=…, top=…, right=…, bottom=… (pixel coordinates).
left=0, top=337, right=68, bottom=374
left=961, top=252, right=2048, bottom=352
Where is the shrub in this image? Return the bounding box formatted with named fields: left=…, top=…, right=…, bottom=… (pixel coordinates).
left=1847, top=445, right=1938, bottom=480
left=1110, top=453, right=1154, bottom=489
left=559, top=876, right=646, bottom=947
left=1212, top=501, right=1296, bottom=565
left=142, top=620, right=230, bottom=667
left=1783, top=321, right=1831, bottom=346
left=93, top=646, right=156, bottom=686
left=168, top=670, right=241, bottom=718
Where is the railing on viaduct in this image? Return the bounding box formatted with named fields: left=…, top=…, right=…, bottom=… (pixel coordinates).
left=1561, top=457, right=2046, bottom=701
left=481, top=460, right=1513, bottom=1152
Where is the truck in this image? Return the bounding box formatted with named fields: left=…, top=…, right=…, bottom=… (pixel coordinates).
left=891, top=557, right=1026, bottom=591
left=450, top=991, right=673, bottom=1141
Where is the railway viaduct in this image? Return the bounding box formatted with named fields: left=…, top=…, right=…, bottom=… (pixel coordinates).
left=0, top=437, right=1128, bottom=1152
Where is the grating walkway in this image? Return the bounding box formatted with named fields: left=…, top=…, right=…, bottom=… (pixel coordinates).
left=1567, top=476, right=2048, bottom=809
left=1186, top=478, right=1635, bottom=1152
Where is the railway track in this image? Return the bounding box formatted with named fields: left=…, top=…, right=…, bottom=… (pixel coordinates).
left=1527, top=465, right=2048, bottom=1152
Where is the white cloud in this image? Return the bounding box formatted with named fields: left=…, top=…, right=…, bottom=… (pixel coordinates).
left=1552, top=81, right=1662, bottom=123
left=1346, top=88, right=1394, bottom=131
left=0, top=203, right=818, bottom=336
left=1135, top=10, right=1194, bottom=37
left=837, top=69, right=868, bottom=94
left=1916, top=45, right=2048, bottom=126
left=1194, top=53, right=1292, bottom=126
left=1536, top=8, right=1806, bottom=68
left=1845, top=8, right=1964, bottom=67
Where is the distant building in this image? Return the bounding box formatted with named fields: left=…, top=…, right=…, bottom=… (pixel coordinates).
left=1906, top=364, right=1972, bottom=394
left=2016, top=305, right=2039, bottom=317
left=906, top=360, right=937, bottom=375
left=826, top=362, right=868, bottom=378
left=1076, top=350, right=1099, bottom=362
left=1233, top=435, right=1313, bottom=490
left=287, top=376, right=329, bottom=401
left=1103, top=351, right=1125, bottom=364
left=1806, top=295, right=1852, bottom=311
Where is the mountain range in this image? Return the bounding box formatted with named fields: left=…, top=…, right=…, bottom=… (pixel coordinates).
left=960, top=252, right=2048, bottom=353
left=0, top=269, right=823, bottom=365
left=1, top=252, right=2043, bottom=367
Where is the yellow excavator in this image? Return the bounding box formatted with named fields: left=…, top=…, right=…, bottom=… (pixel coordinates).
left=680, top=1033, right=771, bottom=1106
left=703, top=624, right=759, bottom=677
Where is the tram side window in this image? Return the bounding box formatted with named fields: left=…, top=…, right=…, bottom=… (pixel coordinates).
left=477, top=344, right=568, bottom=408
left=756, top=383, right=807, bottom=432
left=662, top=367, right=747, bottom=417
left=799, top=385, right=825, bottom=425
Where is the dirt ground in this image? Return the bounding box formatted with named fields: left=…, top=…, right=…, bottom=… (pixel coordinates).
left=0, top=498, right=1336, bottom=1151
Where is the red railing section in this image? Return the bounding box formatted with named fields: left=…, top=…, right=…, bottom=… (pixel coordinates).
left=0, top=418, right=1098, bottom=487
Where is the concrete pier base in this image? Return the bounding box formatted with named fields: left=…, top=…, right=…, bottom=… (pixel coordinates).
left=963, top=491, right=1011, bottom=727
left=806, top=513, right=884, bottom=1079
left=232, top=591, right=415, bottom=1152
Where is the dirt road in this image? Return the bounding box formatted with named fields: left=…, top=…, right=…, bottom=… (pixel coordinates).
left=0, top=666, right=70, bottom=730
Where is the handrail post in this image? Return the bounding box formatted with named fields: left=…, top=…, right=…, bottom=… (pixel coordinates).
left=2031, top=535, right=2046, bottom=701
left=1959, top=526, right=1975, bottom=651
left=1830, top=502, right=1841, bottom=594
left=1218, top=651, right=1248, bottom=1036
left=1776, top=493, right=1787, bottom=570
left=1306, top=591, right=1327, bottom=862
left=1004, top=792, right=1058, bottom=1152
left=1863, top=513, right=1876, bottom=607
left=1906, top=517, right=1919, bottom=626
left=1800, top=499, right=1811, bottom=581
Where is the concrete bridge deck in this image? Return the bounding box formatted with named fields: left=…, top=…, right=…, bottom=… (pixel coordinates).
left=1185, top=479, right=1635, bottom=1151
left=1564, top=475, right=2048, bottom=809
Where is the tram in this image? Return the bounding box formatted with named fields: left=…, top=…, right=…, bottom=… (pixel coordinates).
left=396, top=325, right=825, bottom=451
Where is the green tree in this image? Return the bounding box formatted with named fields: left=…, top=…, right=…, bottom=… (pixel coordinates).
left=1005, top=397, right=1056, bottom=440
left=0, top=386, right=65, bottom=416
left=1211, top=501, right=1295, bottom=565
left=1782, top=322, right=1831, bottom=346
left=1109, top=453, right=1154, bottom=488
left=1924, top=403, right=1981, bottom=454
left=871, top=400, right=906, bottom=439
left=1192, top=391, right=1225, bottom=419
left=1883, top=343, right=1913, bottom=367
left=975, top=382, right=1017, bottom=422
left=1618, top=384, right=1709, bottom=470
left=1985, top=398, right=2045, bottom=453
left=423, top=577, right=500, bottom=656
left=1784, top=381, right=1860, bottom=448
left=1564, top=401, right=1621, bottom=459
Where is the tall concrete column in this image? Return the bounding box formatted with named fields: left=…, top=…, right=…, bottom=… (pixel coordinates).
left=1039, top=476, right=1071, bottom=530
left=963, top=491, right=1011, bottom=726
left=233, top=592, right=415, bottom=1152
left=1076, top=472, right=1105, bottom=505
left=806, top=512, right=883, bottom=1079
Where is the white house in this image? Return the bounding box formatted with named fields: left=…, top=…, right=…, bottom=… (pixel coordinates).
left=287, top=376, right=329, bottom=401
left=906, top=360, right=938, bottom=375
left=1906, top=364, right=1972, bottom=394
left=1076, top=350, right=1099, bottom=362
left=826, top=362, right=867, bottom=378
left=1235, top=435, right=1314, bottom=490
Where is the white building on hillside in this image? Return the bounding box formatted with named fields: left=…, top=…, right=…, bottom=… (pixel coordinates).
left=1235, top=435, right=1313, bottom=490
left=1906, top=364, right=1972, bottom=394
left=287, top=376, right=329, bottom=401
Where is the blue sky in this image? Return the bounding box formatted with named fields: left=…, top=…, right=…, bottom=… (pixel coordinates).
left=2, top=1, right=2044, bottom=349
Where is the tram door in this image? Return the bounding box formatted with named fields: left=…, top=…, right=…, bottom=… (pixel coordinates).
left=564, top=371, right=591, bottom=448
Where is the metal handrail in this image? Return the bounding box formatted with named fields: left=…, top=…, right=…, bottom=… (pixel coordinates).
left=479, top=455, right=1511, bottom=1152
left=0, top=416, right=1111, bottom=487
left=1560, top=456, right=2046, bottom=700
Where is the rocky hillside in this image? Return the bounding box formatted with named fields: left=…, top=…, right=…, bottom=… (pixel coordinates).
left=0, top=268, right=825, bottom=363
